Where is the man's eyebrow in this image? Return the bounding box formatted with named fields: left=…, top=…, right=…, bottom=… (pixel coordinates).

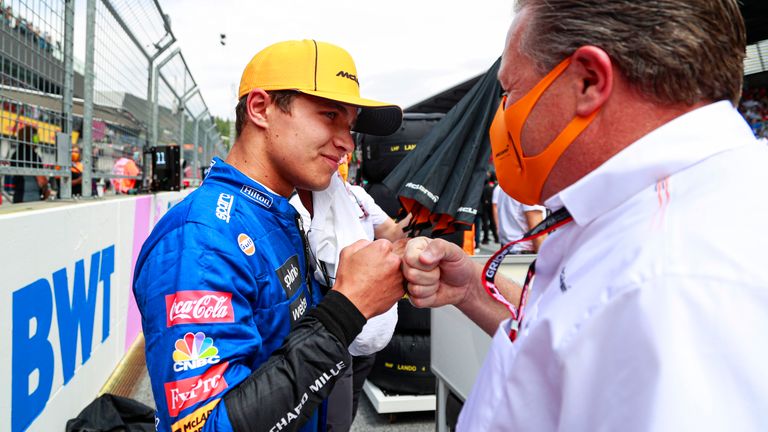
left=331, top=102, right=353, bottom=116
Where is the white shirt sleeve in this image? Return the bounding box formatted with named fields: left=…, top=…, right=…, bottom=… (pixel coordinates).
left=492, top=185, right=500, bottom=205
left=348, top=303, right=398, bottom=357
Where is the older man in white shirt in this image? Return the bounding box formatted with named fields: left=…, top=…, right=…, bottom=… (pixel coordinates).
left=401, top=0, right=768, bottom=430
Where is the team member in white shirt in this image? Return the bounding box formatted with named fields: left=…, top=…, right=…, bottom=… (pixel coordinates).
left=401, top=0, right=768, bottom=430
left=492, top=184, right=546, bottom=252
left=292, top=154, right=407, bottom=431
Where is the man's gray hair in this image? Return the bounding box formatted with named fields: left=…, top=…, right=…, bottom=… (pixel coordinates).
left=514, top=0, right=746, bottom=106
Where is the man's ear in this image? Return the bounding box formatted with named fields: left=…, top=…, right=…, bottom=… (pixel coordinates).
left=571, top=46, right=613, bottom=116
left=246, top=89, right=271, bottom=129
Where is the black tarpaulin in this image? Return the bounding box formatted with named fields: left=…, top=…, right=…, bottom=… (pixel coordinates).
left=383, top=58, right=502, bottom=235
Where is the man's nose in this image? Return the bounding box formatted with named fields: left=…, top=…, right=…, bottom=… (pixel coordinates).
left=336, top=130, right=355, bottom=153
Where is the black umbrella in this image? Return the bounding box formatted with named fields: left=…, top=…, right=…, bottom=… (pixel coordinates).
left=383, top=58, right=502, bottom=236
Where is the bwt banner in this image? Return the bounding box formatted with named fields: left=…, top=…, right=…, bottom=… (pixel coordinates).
left=0, top=190, right=193, bottom=432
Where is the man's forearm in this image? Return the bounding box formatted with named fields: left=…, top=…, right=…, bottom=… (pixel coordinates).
left=223, top=291, right=365, bottom=432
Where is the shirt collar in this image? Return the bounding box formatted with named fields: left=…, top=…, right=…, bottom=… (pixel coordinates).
left=205, top=157, right=295, bottom=216
left=544, top=100, right=756, bottom=225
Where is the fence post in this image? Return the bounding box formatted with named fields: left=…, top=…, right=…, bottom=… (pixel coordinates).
left=206, top=124, right=217, bottom=164
left=193, top=109, right=207, bottom=181
left=178, top=86, right=198, bottom=155
left=151, top=48, right=180, bottom=149
left=59, top=0, right=76, bottom=199
left=81, top=0, right=97, bottom=197
left=146, top=41, right=173, bottom=150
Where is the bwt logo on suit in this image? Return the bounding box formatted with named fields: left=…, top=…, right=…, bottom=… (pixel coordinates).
left=11, top=245, right=115, bottom=432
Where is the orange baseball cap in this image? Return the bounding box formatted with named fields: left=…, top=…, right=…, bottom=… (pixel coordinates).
left=239, top=39, right=402, bottom=136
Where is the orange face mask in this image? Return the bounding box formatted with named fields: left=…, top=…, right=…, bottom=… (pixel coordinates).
left=489, top=57, right=599, bottom=205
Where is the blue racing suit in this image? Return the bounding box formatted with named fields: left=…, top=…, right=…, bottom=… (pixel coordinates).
left=133, top=157, right=366, bottom=432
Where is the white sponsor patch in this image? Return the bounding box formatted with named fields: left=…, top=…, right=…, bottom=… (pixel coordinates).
left=238, top=233, right=255, bottom=256
left=215, top=193, right=234, bottom=223
left=240, top=185, right=273, bottom=208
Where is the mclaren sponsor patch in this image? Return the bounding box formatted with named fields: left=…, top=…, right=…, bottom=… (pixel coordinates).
left=173, top=332, right=221, bottom=372
left=275, top=255, right=302, bottom=298
left=289, top=292, right=308, bottom=326
left=240, top=184, right=273, bottom=208
left=269, top=361, right=346, bottom=432
left=166, top=291, right=234, bottom=327
left=171, top=399, right=220, bottom=432
left=238, top=233, right=255, bottom=256
left=215, top=193, right=234, bottom=222
left=164, top=362, right=229, bottom=417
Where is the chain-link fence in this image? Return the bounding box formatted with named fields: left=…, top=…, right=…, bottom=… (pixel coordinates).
left=0, top=0, right=223, bottom=204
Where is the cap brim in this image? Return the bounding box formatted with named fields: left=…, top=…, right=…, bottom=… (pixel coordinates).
left=299, top=89, right=403, bottom=136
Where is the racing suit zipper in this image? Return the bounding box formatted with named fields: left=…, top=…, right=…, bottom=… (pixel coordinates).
left=294, top=213, right=313, bottom=297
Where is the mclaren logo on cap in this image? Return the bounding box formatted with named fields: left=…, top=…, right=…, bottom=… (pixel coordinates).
left=336, top=70, right=359, bottom=86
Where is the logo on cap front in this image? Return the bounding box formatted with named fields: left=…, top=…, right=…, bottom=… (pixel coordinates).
left=336, top=70, right=359, bottom=86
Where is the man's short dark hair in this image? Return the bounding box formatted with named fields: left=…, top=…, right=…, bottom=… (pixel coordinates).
left=515, top=0, right=746, bottom=106
left=234, top=90, right=298, bottom=137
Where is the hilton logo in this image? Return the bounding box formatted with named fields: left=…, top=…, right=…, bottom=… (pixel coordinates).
left=240, top=185, right=273, bottom=209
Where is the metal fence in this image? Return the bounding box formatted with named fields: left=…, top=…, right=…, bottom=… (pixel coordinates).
left=0, top=0, right=224, bottom=204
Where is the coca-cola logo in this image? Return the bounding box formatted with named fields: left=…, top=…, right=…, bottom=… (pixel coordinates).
left=166, top=291, right=235, bottom=327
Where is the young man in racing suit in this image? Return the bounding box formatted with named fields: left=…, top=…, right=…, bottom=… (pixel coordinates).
left=133, top=40, right=405, bottom=432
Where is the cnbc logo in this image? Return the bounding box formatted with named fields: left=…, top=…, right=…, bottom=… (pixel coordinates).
left=173, top=332, right=221, bottom=372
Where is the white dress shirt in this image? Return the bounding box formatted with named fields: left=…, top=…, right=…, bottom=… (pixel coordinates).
left=458, top=101, right=768, bottom=431
left=290, top=175, right=398, bottom=357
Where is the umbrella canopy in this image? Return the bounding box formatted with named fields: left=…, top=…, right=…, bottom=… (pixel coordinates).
left=384, top=58, right=502, bottom=235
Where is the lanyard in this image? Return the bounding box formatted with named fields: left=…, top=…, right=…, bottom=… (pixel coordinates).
left=481, top=207, right=573, bottom=341
left=294, top=213, right=314, bottom=297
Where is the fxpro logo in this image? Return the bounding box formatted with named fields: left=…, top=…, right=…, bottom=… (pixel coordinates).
left=173, top=332, right=221, bottom=372
left=164, top=362, right=229, bottom=417
left=12, top=246, right=115, bottom=432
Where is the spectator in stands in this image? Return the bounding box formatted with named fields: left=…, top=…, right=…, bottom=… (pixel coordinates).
left=475, top=170, right=498, bottom=247
left=110, top=154, right=139, bottom=194
left=3, top=6, right=15, bottom=28
left=70, top=146, right=83, bottom=196
left=9, top=125, right=49, bottom=203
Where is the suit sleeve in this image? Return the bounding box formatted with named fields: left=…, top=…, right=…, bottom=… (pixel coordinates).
left=134, top=223, right=365, bottom=432
left=219, top=291, right=365, bottom=432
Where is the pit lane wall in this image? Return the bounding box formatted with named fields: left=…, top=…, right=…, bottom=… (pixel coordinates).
left=0, top=190, right=194, bottom=432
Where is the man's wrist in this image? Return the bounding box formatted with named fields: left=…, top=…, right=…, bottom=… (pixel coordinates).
left=456, top=261, right=484, bottom=311
left=307, top=290, right=366, bottom=346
